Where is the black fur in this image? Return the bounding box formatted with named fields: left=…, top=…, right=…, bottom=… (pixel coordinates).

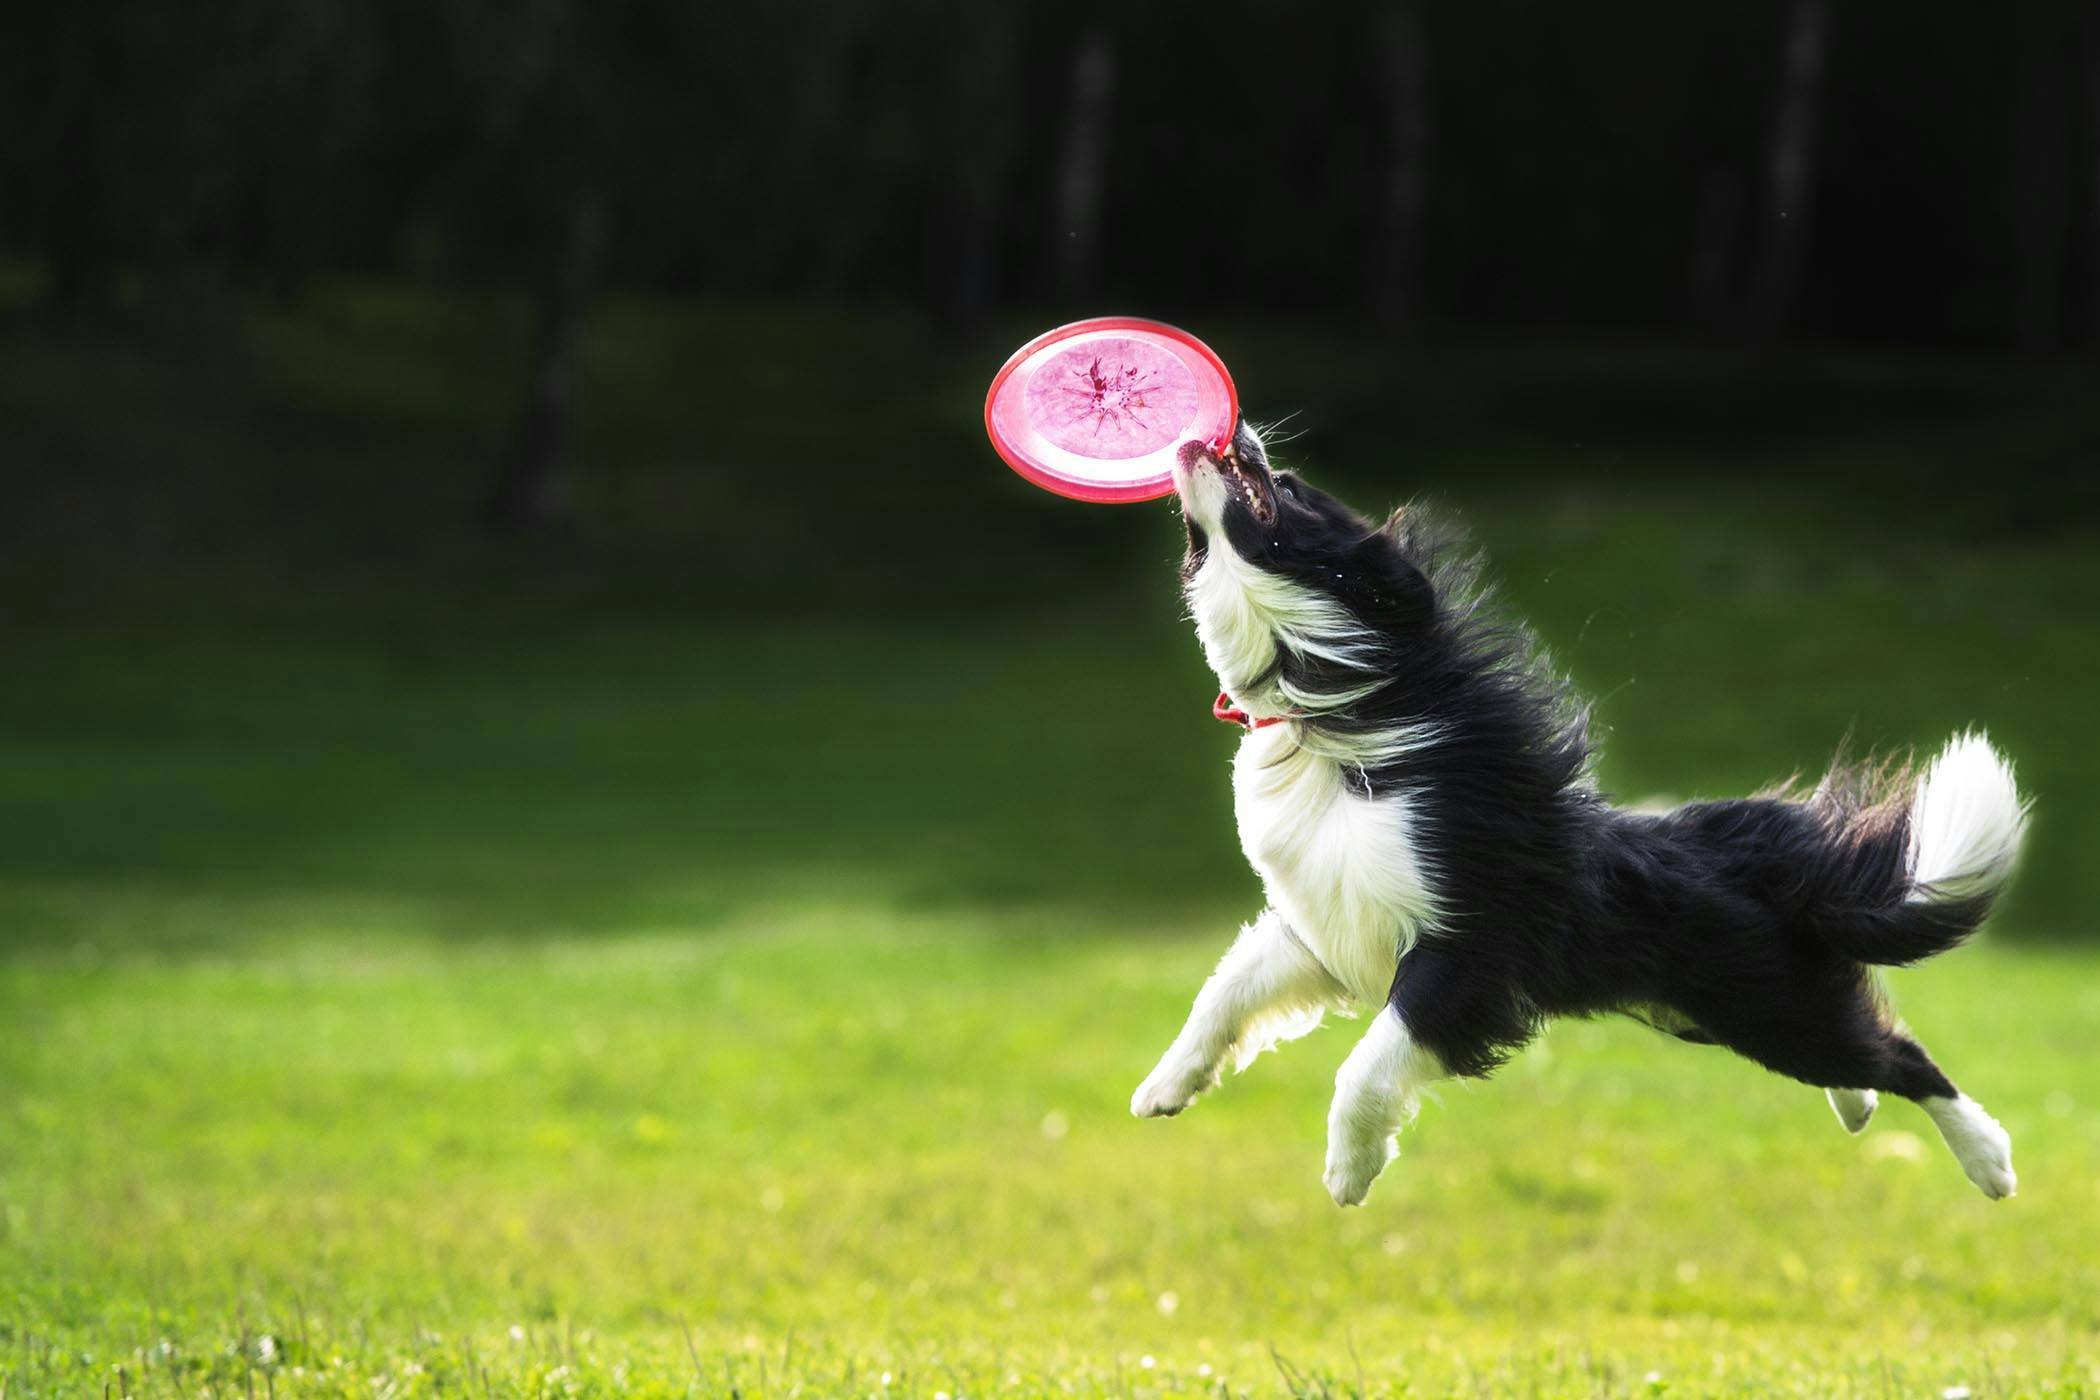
left=1185, top=426, right=2009, bottom=1103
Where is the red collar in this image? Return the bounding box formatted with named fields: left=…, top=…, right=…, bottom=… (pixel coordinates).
left=1213, top=691, right=1293, bottom=730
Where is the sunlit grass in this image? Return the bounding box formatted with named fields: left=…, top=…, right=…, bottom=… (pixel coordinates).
left=4, top=905, right=2098, bottom=1396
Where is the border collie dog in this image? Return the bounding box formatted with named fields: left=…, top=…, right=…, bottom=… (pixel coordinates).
left=1134, top=422, right=2030, bottom=1207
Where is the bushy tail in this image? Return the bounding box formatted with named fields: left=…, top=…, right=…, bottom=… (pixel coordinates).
left=1805, top=733, right=2030, bottom=966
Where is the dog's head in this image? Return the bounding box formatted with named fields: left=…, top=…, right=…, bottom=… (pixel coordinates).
left=1174, top=422, right=1436, bottom=723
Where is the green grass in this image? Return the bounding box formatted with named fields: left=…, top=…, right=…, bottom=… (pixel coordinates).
left=2, top=288, right=2098, bottom=1394
left=5, top=912, right=2100, bottom=1397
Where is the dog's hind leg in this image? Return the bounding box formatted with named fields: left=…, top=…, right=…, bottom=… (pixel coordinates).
left=1687, top=975, right=2015, bottom=1199
left=1880, top=1036, right=2017, bottom=1200
left=1132, top=908, right=1346, bottom=1118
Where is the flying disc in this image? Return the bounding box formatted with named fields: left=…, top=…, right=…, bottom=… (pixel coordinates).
left=984, top=317, right=1238, bottom=503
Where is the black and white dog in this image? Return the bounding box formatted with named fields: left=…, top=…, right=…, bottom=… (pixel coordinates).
left=1134, top=422, right=2030, bottom=1207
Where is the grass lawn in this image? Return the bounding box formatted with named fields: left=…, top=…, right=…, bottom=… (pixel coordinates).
left=5, top=909, right=2099, bottom=1398
left=2, top=292, right=2097, bottom=1394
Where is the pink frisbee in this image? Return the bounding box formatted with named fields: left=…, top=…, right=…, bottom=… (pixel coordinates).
left=984, top=317, right=1238, bottom=503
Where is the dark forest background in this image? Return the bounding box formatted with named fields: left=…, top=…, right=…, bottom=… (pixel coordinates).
left=11, top=1, right=2100, bottom=376
left=1, top=1, right=2096, bottom=936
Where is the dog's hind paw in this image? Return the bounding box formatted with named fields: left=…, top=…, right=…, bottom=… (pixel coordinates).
left=1954, top=1122, right=2018, bottom=1201
left=1827, top=1087, right=1878, bottom=1134
left=1923, top=1094, right=2018, bottom=1201
left=1967, top=1154, right=2018, bottom=1201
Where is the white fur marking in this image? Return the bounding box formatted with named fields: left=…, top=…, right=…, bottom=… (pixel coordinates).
left=1186, top=542, right=1382, bottom=720
left=1324, top=1006, right=1438, bottom=1206
left=1131, top=909, right=1347, bottom=1118
left=1908, top=732, right=2029, bottom=905
left=1235, top=726, right=1440, bottom=1004
left=1826, top=1086, right=1878, bottom=1134
left=1176, top=491, right=1445, bottom=1004
left=1920, top=1094, right=2017, bottom=1199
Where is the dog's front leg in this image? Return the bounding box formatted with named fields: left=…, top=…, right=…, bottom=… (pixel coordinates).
left=1132, top=908, right=1344, bottom=1118
left=1323, top=1005, right=1442, bottom=1206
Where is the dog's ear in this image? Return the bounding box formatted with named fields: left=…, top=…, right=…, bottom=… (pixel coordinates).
left=1343, top=529, right=1435, bottom=632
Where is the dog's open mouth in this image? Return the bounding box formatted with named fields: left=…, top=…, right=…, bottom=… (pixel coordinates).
left=1179, top=437, right=1276, bottom=523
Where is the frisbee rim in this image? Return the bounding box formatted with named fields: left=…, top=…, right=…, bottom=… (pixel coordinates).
left=983, top=316, right=1238, bottom=504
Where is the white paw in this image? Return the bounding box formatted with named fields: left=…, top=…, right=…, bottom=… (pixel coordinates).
left=1827, top=1087, right=1878, bottom=1135
left=1927, top=1095, right=2018, bottom=1200
left=1954, top=1120, right=2018, bottom=1201
left=1130, top=1054, right=1215, bottom=1118
left=1322, top=1135, right=1395, bottom=1207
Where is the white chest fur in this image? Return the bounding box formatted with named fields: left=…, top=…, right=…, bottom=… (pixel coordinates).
left=1232, top=726, right=1439, bottom=1006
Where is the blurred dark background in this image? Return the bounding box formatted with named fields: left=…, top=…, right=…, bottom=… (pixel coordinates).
left=1, top=0, right=2095, bottom=945
left=14, top=2, right=2100, bottom=344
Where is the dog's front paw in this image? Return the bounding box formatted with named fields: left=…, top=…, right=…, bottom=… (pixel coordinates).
left=1130, top=1053, right=1215, bottom=1118
left=1322, top=1135, right=1396, bottom=1207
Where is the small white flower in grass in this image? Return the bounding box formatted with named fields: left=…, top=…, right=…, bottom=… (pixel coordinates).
left=1943, top=1388, right=1971, bottom=1400
left=1197, top=1363, right=1214, bottom=1378
left=1156, top=1290, right=1179, bottom=1316
left=879, top=1372, right=892, bottom=1386
left=1644, top=1371, right=1664, bottom=1386
left=936, top=1392, right=950, bottom=1400
left=1040, top=1110, right=1070, bottom=1141
left=508, top=1325, right=526, bottom=1343
left=1140, top=1355, right=1156, bottom=1369
left=256, top=1336, right=278, bottom=1364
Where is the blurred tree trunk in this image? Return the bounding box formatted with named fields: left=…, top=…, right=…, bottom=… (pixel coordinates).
left=927, top=14, right=1020, bottom=339
left=2087, top=0, right=2100, bottom=346
left=1371, top=1, right=1429, bottom=333
left=46, top=106, right=114, bottom=313
left=1744, top=0, right=1831, bottom=348
left=1048, top=23, right=1117, bottom=300
left=927, top=183, right=998, bottom=340
left=41, top=13, right=119, bottom=315
left=485, top=193, right=607, bottom=532
left=2014, top=0, right=2072, bottom=354
left=1689, top=165, right=1745, bottom=336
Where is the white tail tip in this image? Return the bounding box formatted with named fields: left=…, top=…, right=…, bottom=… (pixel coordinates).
left=1908, top=732, right=2029, bottom=904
